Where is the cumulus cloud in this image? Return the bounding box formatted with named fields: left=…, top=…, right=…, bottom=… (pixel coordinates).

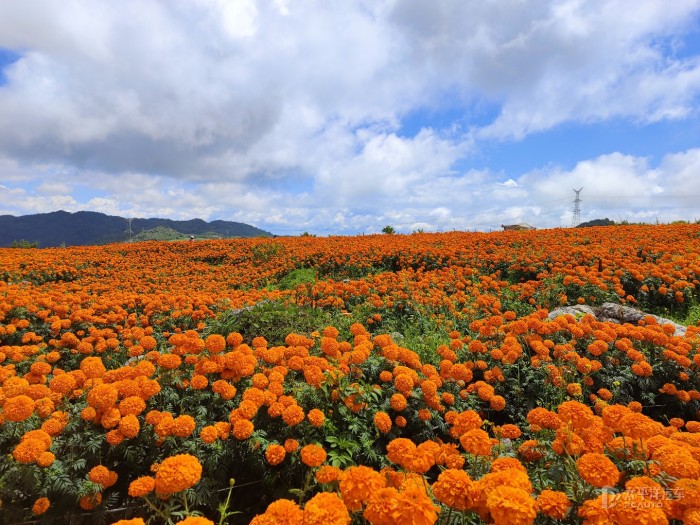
left=517, top=150, right=700, bottom=226
left=0, top=1, right=699, bottom=233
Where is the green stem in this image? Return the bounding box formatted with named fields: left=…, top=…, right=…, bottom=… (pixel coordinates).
left=142, top=495, right=169, bottom=521
left=218, top=480, right=236, bottom=525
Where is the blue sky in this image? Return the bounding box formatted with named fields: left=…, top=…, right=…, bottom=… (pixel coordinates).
left=1, top=0, right=700, bottom=235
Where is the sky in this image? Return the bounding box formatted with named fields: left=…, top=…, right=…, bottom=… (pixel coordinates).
left=1, top=0, right=700, bottom=236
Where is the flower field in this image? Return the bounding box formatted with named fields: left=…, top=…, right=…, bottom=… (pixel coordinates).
left=2, top=223, right=700, bottom=524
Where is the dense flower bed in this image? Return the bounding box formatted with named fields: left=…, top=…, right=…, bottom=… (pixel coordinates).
left=1, top=223, right=700, bottom=524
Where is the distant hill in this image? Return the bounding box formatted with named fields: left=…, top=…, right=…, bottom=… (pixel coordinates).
left=0, top=210, right=272, bottom=247
left=131, top=226, right=227, bottom=242
left=576, top=218, right=615, bottom=228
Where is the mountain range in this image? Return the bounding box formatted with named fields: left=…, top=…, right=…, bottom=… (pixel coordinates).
left=0, top=210, right=272, bottom=247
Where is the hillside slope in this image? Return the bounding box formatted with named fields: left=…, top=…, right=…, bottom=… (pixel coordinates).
left=0, top=210, right=272, bottom=247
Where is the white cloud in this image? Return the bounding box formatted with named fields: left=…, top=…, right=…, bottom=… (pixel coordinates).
left=37, top=181, right=72, bottom=194
left=0, top=1, right=698, bottom=233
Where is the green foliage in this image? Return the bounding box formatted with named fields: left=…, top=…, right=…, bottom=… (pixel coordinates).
left=275, top=268, right=317, bottom=291
left=206, top=300, right=354, bottom=346
left=10, top=239, right=39, bottom=248
left=131, top=226, right=188, bottom=242
left=679, top=304, right=700, bottom=326
left=381, top=225, right=396, bottom=234
left=576, top=218, right=615, bottom=228
left=251, top=242, right=285, bottom=263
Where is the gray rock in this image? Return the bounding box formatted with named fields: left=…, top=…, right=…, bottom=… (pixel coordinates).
left=547, top=305, right=596, bottom=319
left=548, top=302, right=686, bottom=337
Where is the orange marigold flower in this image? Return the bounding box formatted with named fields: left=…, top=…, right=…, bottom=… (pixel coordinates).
left=284, top=438, right=299, bottom=453
left=34, top=398, right=54, bottom=420
left=128, top=476, right=155, bottom=497
left=597, top=388, right=613, bottom=401
left=241, top=386, right=267, bottom=408
left=200, top=425, right=218, bottom=444
left=653, top=445, right=700, bottom=478
left=282, top=404, right=305, bottom=426
left=618, top=412, right=664, bottom=440
left=157, top=353, right=182, bottom=370
left=106, top=429, right=125, bottom=446
left=249, top=498, right=304, bottom=525
left=379, top=370, right=393, bottom=382
left=472, top=469, right=532, bottom=518
left=557, top=401, right=595, bottom=431
left=100, top=407, right=122, bottom=430
left=4, top=395, right=35, bottom=422
left=88, top=465, right=118, bottom=488
left=578, top=494, right=611, bottom=524
left=37, top=451, right=55, bottom=467
left=300, top=444, right=327, bottom=468
left=526, top=407, right=562, bottom=430
left=13, top=438, right=46, bottom=464
left=601, top=404, right=632, bottom=432
left=407, top=447, right=436, bottom=474
left=140, top=335, right=157, bottom=351
left=190, top=374, right=208, bottom=390
left=30, top=397, right=55, bottom=421
left=389, top=393, right=408, bottom=412
left=418, top=408, right=432, bottom=421
left=315, top=465, right=342, bottom=484
left=552, top=427, right=586, bottom=456
left=363, top=487, right=400, bottom=525
left=49, top=373, right=78, bottom=395
left=21, top=429, right=52, bottom=449
left=394, top=374, right=414, bottom=394
left=459, top=428, right=492, bottom=456
left=339, top=465, right=387, bottom=511
left=302, top=491, right=350, bottom=525
left=669, top=417, right=684, bottom=429
left=205, top=334, right=226, bottom=354
left=487, top=486, right=537, bottom=525
left=391, top=484, right=440, bottom=525
left=537, top=489, right=571, bottom=520
left=686, top=421, right=700, bottom=433
left=432, top=468, right=473, bottom=511
left=567, top=383, right=583, bottom=397
left=265, top=444, right=286, bottom=466
left=171, top=415, right=196, bottom=438
left=490, top=457, right=527, bottom=474
left=80, top=357, right=106, bottom=379
left=307, top=408, right=325, bottom=428
left=119, top=395, right=147, bottom=416
left=212, top=380, right=237, bottom=400
left=489, top=395, right=506, bottom=411
left=79, top=492, right=102, bottom=510
left=87, top=383, right=119, bottom=411
left=386, top=438, right=417, bottom=467
left=576, top=453, right=620, bottom=488
left=494, top=424, right=522, bottom=440
left=233, top=419, right=254, bottom=440
left=450, top=410, right=483, bottom=438
left=32, top=497, right=50, bottom=515
left=118, top=413, right=141, bottom=439
left=154, top=454, right=202, bottom=495
left=374, top=411, right=392, bottom=434
left=608, top=491, right=668, bottom=524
